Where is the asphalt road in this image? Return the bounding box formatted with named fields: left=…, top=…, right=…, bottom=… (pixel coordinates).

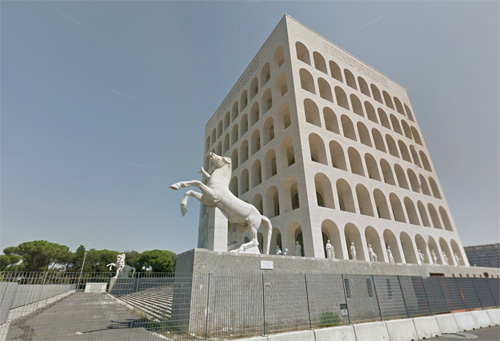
left=426, top=325, right=500, bottom=340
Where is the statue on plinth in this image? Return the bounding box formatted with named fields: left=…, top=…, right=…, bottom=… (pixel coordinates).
left=295, top=241, right=302, bottom=256
left=442, top=253, right=449, bottom=265
left=350, top=242, right=357, bottom=261
left=418, top=249, right=425, bottom=264
left=386, top=246, right=395, bottom=263
left=454, top=252, right=461, bottom=266
left=325, top=240, right=334, bottom=259
left=171, top=152, right=273, bottom=255
left=368, top=244, right=377, bottom=262
left=107, top=253, right=136, bottom=278
left=431, top=250, right=438, bottom=264
left=275, top=245, right=282, bottom=255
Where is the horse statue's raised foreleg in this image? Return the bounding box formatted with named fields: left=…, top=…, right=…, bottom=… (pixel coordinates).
left=171, top=180, right=216, bottom=215
left=180, top=190, right=205, bottom=216
left=106, top=263, right=116, bottom=270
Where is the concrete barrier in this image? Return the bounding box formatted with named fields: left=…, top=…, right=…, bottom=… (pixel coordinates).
left=385, top=319, right=418, bottom=341
left=470, top=310, right=493, bottom=328
left=238, top=336, right=268, bottom=341
left=354, top=321, right=390, bottom=341
left=314, top=325, right=356, bottom=341
left=435, top=313, right=460, bottom=334
left=486, top=308, right=500, bottom=325
left=266, top=330, right=314, bottom=341
left=453, top=311, right=477, bottom=331
left=412, top=316, right=440, bottom=340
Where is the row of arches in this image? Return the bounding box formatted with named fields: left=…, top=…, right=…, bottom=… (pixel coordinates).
left=295, top=41, right=415, bottom=122
left=308, top=133, right=440, bottom=198
left=264, top=220, right=464, bottom=266
left=299, top=70, right=423, bottom=148
left=206, top=45, right=287, bottom=151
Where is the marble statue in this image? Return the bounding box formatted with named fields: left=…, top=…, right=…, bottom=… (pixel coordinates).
left=418, top=249, right=425, bottom=264
left=350, top=242, right=357, bottom=261
left=442, top=253, right=449, bottom=265
left=368, top=244, right=377, bottom=262
left=276, top=245, right=282, bottom=255
left=387, top=246, right=395, bottom=263
left=431, top=250, right=438, bottom=265
left=283, top=248, right=288, bottom=256
left=107, top=254, right=136, bottom=278
left=295, top=241, right=302, bottom=256
left=325, top=240, right=334, bottom=259
left=454, top=252, right=461, bottom=266
left=171, top=152, right=272, bottom=254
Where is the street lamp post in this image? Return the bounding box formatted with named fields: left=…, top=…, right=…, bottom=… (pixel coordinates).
left=77, top=242, right=91, bottom=290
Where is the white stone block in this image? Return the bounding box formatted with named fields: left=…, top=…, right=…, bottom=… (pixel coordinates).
left=435, top=313, right=460, bottom=333
left=314, top=325, right=356, bottom=341
left=470, top=310, right=492, bottom=328
left=385, top=319, right=418, bottom=341
left=453, top=312, right=476, bottom=331
left=267, top=330, right=315, bottom=341
left=412, top=316, right=440, bottom=340
left=486, top=308, right=500, bottom=325
left=207, top=207, right=228, bottom=252
left=354, top=321, right=390, bottom=341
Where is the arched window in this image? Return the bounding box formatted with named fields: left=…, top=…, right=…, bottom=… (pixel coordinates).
left=223, top=134, right=230, bottom=153
left=370, top=84, right=383, bottom=103
left=429, top=177, right=441, bottom=199
left=313, top=51, right=328, bottom=74
left=251, top=130, right=261, bottom=155
left=335, top=87, right=349, bottom=109
left=231, top=149, right=239, bottom=170
left=374, top=189, right=391, bottom=219
left=400, top=232, right=417, bottom=264
left=394, top=164, right=409, bottom=189
left=263, top=117, right=275, bottom=145
left=253, top=194, right=263, bottom=215
left=350, top=94, right=364, bottom=117
left=364, top=102, right=378, bottom=123
left=365, top=226, right=384, bottom=261
left=382, top=91, right=394, bottom=109
left=323, top=107, right=339, bottom=133
left=264, top=149, right=277, bottom=179
left=341, top=115, right=356, bottom=141
left=419, top=174, right=431, bottom=195
left=389, top=193, right=406, bottom=222
left=232, top=102, right=239, bottom=121
left=404, top=197, right=420, bottom=225
left=230, top=176, right=238, bottom=196
left=292, top=190, right=300, bottom=209
left=401, top=121, right=412, bottom=139
left=412, top=127, right=423, bottom=145
left=372, top=129, right=386, bottom=152
left=345, top=223, right=365, bottom=260
left=404, top=104, right=414, bottom=122
left=386, top=135, right=400, bottom=158
left=275, top=73, right=288, bottom=97
left=348, top=148, right=365, bottom=176
left=266, top=186, right=280, bottom=217
left=410, top=146, right=421, bottom=167
left=318, top=78, right=333, bottom=102
left=300, top=69, right=315, bottom=94
left=407, top=169, right=420, bottom=192
left=205, top=136, right=210, bottom=152
left=280, top=137, right=295, bottom=168
left=240, top=140, right=249, bottom=164
left=315, top=173, right=335, bottom=209
left=273, top=46, right=285, bottom=70
left=329, top=61, right=343, bottom=82
left=260, top=63, right=271, bottom=87
left=390, top=115, right=402, bottom=135
left=251, top=160, right=262, bottom=188
left=378, top=108, right=391, bottom=129
left=217, top=121, right=223, bottom=138
left=380, top=159, right=396, bottom=185
left=394, top=97, right=405, bottom=116
left=304, top=98, right=321, bottom=127
left=240, top=114, right=248, bottom=136
left=278, top=102, right=291, bottom=130
left=439, top=207, right=453, bottom=231
left=216, top=142, right=222, bottom=155
left=240, top=91, right=248, bottom=111
left=419, top=151, right=432, bottom=171
left=428, top=203, right=442, bottom=229
left=356, top=184, right=374, bottom=216
left=344, top=69, right=357, bottom=90
left=309, top=133, right=328, bottom=165
left=418, top=201, right=431, bottom=227
left=296, top=42, right=310, bottom=64
left=398, top=140, right=411, bottom=163
left=262, top=88, right=273, bottom=113
left=358, top=77, right=371, bottom=97
left=250, top=77, right=259, bottom=100
left=357, top=122, right=372, bottom=147
left=365, top=154, right=381, bottom=180
left=240, top=169, right=249, bottom=194
left=329, top=140, right=347, bottom=170
left=224, top=112, right=230, bottom=130
left=336, top=179, right=355, bottom=213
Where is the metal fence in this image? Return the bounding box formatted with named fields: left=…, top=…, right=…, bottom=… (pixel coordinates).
left=0, top=271, right=498, bottom=340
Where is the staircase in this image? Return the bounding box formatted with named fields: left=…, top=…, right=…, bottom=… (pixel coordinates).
left=117, top=285, right=174, bottom=321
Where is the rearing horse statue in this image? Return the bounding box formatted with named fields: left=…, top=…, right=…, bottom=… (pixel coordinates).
left=170, top=152, right=272, bottom=255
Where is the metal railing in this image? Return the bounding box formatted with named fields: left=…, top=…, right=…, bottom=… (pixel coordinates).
left=0, top=271, right=498, bottom=340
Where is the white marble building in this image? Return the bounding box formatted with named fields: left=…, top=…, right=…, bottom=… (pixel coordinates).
left=199, top=15, right=469, bottom=266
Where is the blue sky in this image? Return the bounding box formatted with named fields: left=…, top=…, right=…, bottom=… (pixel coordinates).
left=1, top=1, right=498, bottom=254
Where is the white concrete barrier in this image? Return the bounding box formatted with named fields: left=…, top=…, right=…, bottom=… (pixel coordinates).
left=314, top=325, right=356, bottom=341
left=470, top=310, right=493, bottom=328
left=385, top=319, right=418, bottom=341
left=453, top=311, right=476, bottom=331
left=486, top=308, right=500, bottom=325
left=354, top=321, right=390, bottom=341
left=412, top=316, right=440, bottom=340
left=435, top=313, right=460, bottom=334
left=266, top=330, right=314, bottom=341
left=238, top=336, right=268, bottom=341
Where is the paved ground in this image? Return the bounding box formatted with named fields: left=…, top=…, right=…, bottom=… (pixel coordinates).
left=426, top=325, right=500, bottom=340
left=6, top=292, right=166, bottom=340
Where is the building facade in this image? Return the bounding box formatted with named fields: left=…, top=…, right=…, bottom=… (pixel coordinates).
left=465, top=244, right=500, bottom=268
left=199, top=15, right=469, bottom=267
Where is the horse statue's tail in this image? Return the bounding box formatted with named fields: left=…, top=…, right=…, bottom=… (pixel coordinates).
left=261, top=216, right=273, bottom=255
left=131, top=267, right=136, bottom=278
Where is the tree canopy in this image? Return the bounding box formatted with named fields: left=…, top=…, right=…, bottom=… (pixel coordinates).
left=3, top=240, right=71, bottom=271
left=136, top=249, right=175, bottom=272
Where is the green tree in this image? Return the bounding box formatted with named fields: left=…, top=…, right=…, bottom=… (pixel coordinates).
left=85, top=249, right=119, bottom=273
left=124, top=250, right=140, bottom=267
left=0, top=254, right=22, bottom=271
left=3, top=240, right=71, bottom=271
left=136, top=250, right=175, bottom=272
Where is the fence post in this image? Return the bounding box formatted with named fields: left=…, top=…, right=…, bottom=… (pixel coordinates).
left=341, top=274, right=351, bottom=325
left=205, top=274, right=211, bottom=341
left=371, top=275, right=383, bottom=321
left=304, top=274, right=312, bottom=330
left=397, top=276, right=410, bottom=318
left=420, top=277, right=433, bottom=315
left=261, top=273, right=266, bottom=336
